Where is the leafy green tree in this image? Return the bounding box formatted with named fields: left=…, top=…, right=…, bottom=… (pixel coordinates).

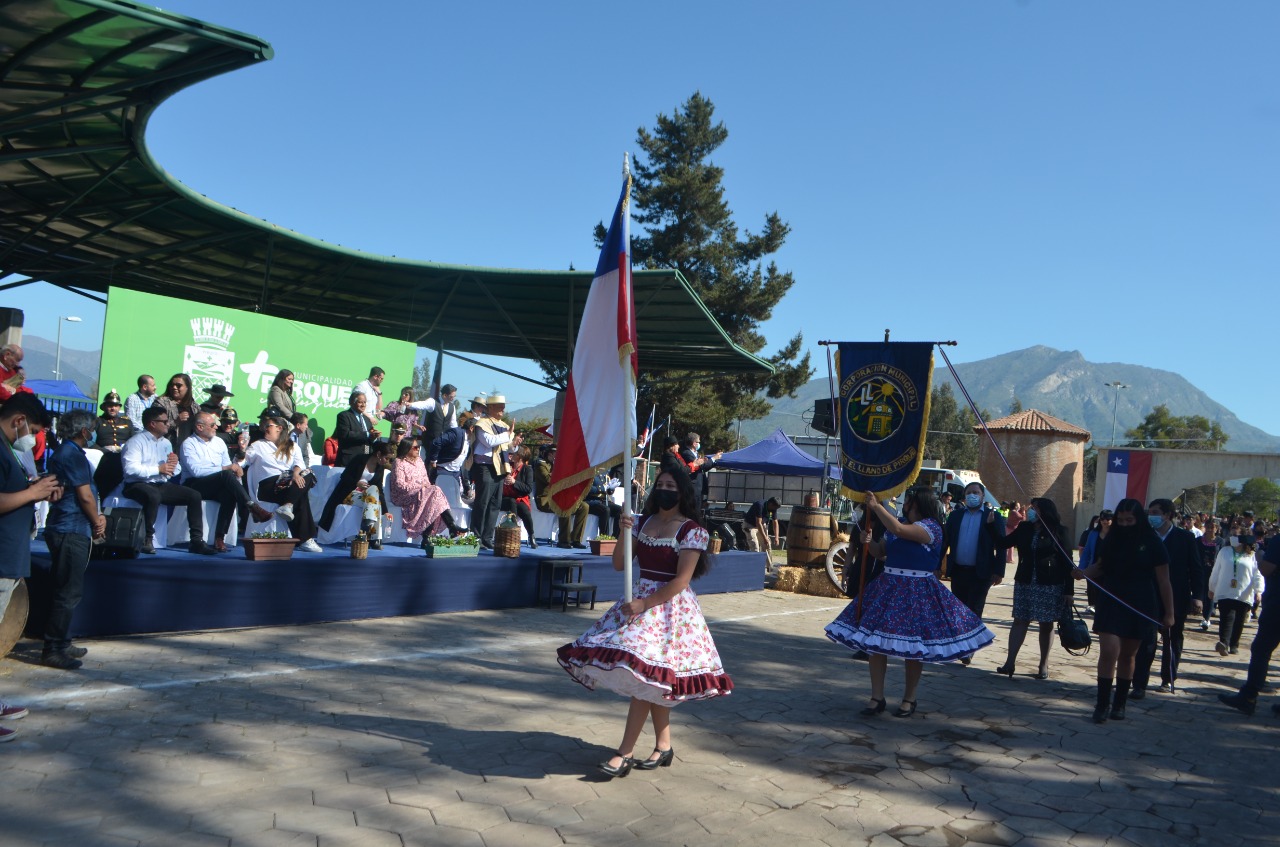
left=1008, top=396, right=1023, bottom=415
left=1220, top=478, right=1280, bottom=518
left=924, top=383, right=987, bottom=469
left=1124, top=404, right=1228, bottom=451
left=589, top=92, right=812, bottom=448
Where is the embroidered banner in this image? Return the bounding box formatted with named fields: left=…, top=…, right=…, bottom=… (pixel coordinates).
left=835, top=342, right=934, bottom=500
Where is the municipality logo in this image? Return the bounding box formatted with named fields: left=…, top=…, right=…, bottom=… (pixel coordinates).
left=843, top=364, right=921, bottom=444
left=184, top=317, right=237, bottom=397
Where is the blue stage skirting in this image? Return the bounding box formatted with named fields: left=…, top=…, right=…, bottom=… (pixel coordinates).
left=26, top=542, right=767, bottom=638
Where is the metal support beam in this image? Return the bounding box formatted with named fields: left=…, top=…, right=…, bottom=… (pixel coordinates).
left=256, top=234, right=274, bottom=312
left=443, top=350, right=559, bottom=391
left=0, top=154, right=133, bottom=265
left=412, top=276, right=462, bottom=344
left=474, top=276, right=558, bottom=379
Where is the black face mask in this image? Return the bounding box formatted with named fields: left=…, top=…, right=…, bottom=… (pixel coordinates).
left=654, top=489, right=681, bottom=511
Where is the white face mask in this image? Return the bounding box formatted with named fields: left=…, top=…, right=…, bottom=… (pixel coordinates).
left=12, top=419, right=36, bottom=453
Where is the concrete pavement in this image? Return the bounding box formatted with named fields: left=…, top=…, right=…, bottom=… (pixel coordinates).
left=0, top=581, right=1276, bottom=846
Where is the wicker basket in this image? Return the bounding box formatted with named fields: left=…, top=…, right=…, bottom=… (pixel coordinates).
left=350, top=535, right=369, bottom=560
left=494, top=526, right=522, bottom=558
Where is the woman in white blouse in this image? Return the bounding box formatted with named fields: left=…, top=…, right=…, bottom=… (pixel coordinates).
left=245, top=416, right=322, bottom=552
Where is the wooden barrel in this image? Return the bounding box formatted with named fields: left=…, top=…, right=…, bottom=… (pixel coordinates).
left=786, top=507, right=832, bottom=568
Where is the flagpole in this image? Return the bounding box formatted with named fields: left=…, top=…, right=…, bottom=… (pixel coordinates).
left=620, top=152, right=635, bottom=603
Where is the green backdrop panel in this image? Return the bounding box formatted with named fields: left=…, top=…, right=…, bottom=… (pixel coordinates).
left=99, top=287, right=413, bottom=436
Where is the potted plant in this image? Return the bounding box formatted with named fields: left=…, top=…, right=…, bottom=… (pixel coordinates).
left=424, top=532, right=481, bottom=559
left=244, top=531, right=300, bottom=561
left=590, top=534, right=617, bottom=557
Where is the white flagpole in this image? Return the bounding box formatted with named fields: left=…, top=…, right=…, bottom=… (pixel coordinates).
left=621, top=152, right=635, bottom=603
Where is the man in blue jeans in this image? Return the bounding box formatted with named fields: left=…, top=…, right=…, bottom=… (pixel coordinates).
left=43, top=409, right=106, bottom=670
left=1219, top=533, right=1280, bottom=716
left=0, top=394, right=63, bottom=740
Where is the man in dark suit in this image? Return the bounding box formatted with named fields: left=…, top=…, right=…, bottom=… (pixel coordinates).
left=334, top=391, right=379, bottom=467
left=941, top=482, right=1007, bottom=625
left=1133, top=497, right=1205, bottom=697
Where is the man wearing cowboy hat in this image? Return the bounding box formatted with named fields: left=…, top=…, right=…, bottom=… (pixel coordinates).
left=470, top=392, right=523, bottom=549
left=94, top=390, right=133, bottom=453
left=199, top=384, right=234, bottom=418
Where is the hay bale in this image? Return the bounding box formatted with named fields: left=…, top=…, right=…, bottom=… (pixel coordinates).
left=773, top=566, right=847, bottom=600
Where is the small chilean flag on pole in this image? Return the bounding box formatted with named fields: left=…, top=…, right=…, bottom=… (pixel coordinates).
left=1102, top=449, right=1152, bottom=511
left=547, top=156, right=638, bottom=595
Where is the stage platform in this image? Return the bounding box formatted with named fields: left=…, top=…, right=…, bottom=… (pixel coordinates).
left=26, top=540, right=768, bottom=639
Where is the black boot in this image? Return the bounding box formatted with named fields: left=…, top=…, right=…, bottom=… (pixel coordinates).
left=441, top=510, right=463, bottom=537
left=1111, top=678, right=1132, bottom=720
left=1093, top=678, right=1113, bottom=724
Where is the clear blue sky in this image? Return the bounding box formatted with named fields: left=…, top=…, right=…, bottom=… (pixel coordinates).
left=5, top=1, right=1277, bottom=430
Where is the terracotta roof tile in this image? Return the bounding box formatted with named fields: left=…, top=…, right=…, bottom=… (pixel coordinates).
left=975, top=409, right=1091, bottom=439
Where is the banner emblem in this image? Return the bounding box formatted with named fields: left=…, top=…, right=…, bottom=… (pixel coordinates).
left=836, top=342, right=935, bottom=500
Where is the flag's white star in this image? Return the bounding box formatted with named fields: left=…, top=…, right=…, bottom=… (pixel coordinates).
left=1112, top=457, right=1123, bottom=468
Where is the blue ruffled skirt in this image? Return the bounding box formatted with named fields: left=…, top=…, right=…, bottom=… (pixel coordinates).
left=825, top=568, right=994, bottom=662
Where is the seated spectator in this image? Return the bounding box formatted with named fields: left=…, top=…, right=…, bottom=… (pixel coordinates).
left=320, top=441, right=395, bottom=549
left=500, top=447, right=537, bottom=548
left=181, top=411, right=274, bottom=552
left=388, top=440, right=464, bottom=545
left=267, top=370, right=296, bottom=420
left=334, top=391, right=380, bottom=466
left=215, top=408, right=247, bottom=463
left=243, top=416, right=322, bottom=553
left=42, top=409, right=106, bottom=670
left=94, top=390, right=132, bottom=453
left=154, top=373, right=197, bottom=444
left=534, top=444, right=587, bottom=549
left=0, top=343, right=32, bottom=401
left=428, top=413, right=474, bottom=487
left=289, top=413, right=314, bottom=466
left=121, top=406, right=214, bottom=555
left=92, top=390, right=131, bottom=496
left=585, top=467, right=622, bottom=537
left=386, top=422, right=409, bottom=451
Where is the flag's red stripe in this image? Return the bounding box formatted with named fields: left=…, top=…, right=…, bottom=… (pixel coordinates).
left=550, top=376, right=592, bottom=512
left=1127, top=451, right=1152, bottom=503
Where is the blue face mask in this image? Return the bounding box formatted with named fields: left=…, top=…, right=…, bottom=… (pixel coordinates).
left=1148, top=515, right=1164, bottom=529
left=1025, top=507, right=1038, bottom=523
left=86, top=429, right=98, bottom=448
left=965, top=494, right=982, bottom=509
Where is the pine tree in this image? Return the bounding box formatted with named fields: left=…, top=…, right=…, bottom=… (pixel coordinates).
left=597, top=92, right=812, bottom=448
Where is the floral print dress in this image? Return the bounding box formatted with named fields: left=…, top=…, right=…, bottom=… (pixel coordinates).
left=557, top=517, right=734, bottom=704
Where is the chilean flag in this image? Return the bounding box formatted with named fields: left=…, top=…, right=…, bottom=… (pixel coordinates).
left=546, top=172, right=637, bottom=514
left=1102, top=450, right=1152, bottom=512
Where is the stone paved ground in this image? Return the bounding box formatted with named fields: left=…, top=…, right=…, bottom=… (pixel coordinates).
left=1, top=581, right=1277, bottom=847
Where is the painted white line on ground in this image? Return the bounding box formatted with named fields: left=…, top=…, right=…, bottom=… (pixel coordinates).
left=18, top=605, right=837, bottom=707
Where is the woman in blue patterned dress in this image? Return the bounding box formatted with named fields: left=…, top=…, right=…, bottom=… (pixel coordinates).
left=826, top=487, right=994, bottom=717
left=557, top=462, right=733, bottom=778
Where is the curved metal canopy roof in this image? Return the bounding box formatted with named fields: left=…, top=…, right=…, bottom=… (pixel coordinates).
left=0, top=0, right=772, bottom=380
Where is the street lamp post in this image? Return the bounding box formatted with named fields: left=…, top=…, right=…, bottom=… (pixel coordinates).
left=55, top=315, right=82, bottom=380
left=1105, top=382, right=1128, bottom=446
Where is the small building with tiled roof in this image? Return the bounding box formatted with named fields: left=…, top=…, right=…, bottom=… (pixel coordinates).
left=973, top=410, right=1092, bottom=534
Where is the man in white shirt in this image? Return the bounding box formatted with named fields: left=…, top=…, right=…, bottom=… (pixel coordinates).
left=121, top=406, right=215, bottom=555
left=124, top=374, right=155, bottom=434
left=353, top=367, right=386, bottom=414
left=181, top=411, right=274, bottom=551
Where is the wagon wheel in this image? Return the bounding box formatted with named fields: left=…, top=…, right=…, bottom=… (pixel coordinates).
left=825, top=540, right=851, bottom=595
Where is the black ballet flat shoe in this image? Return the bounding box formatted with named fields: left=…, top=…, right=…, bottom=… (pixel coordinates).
left=633, top=748, right=674, bottom=770
left=597, top=753, right=634, bottom=779
left=893, top=700, right=917, bottom=718
left=1034, top=670, right=1049, bottom=680
left=1092, top=705, right=1109, bottom=724
left=528, top=538, right=538, bottom=549
left=1109, top=705, right=1126, bottom=721
left=859, top=698, right=886, bottom=717
left=995, top=664, right=1015, bottom=677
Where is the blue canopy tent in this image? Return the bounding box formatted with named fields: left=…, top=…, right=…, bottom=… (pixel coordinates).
left=715, top=428, right=837, bottom=477
left=26, top=380, right=96, bottom=415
